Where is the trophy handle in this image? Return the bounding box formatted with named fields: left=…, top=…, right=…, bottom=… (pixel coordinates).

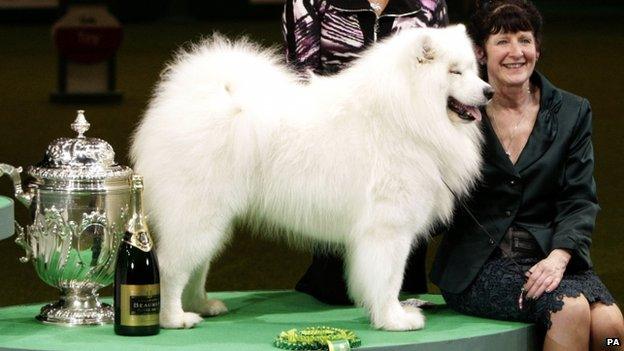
left=0, top=163, right=23, bottom=196
left=0, top=163, right=34, bottom=208
left=1, top=163, right=35, bottom=262
left=14, top=221, right=32, bottom=263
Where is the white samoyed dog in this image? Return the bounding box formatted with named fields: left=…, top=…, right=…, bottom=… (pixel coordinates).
left=131, top=24, right=491, bottom=331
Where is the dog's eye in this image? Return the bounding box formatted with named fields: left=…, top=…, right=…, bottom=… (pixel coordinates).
left=450, top=70, right=462, bottom=75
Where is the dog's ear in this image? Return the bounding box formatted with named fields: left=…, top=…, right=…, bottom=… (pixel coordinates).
left=453, top=24, right=467, bottom=33
left=416, top=34, right=435, bottom=64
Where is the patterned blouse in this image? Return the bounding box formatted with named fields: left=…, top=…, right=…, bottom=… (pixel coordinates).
left=283, top=0, right=448, bottom=75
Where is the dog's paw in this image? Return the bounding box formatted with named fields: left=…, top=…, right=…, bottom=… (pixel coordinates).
left=160, top=311, right=204, bottom=329
left=373, top=305, right=426, bottom=331
left=403, top=306, right=426, bottom=329
left=195, top=298, right=228, bottom=317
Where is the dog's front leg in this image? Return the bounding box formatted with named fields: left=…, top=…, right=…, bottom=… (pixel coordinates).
left=345, top=229, right=425, bottom=331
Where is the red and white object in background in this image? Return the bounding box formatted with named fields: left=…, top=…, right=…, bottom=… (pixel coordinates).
left=52, top=4, right=122, bottom=64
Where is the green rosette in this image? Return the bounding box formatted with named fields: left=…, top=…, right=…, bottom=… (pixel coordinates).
left=273, top=326, right=361, bottom=351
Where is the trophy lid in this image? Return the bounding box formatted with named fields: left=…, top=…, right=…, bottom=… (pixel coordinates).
left=28, top=110, right=133, bottom=191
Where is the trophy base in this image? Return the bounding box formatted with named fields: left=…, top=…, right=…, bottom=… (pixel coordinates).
left=36, top=293, right=114, bottom=326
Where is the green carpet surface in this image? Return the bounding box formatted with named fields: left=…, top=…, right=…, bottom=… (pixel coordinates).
left=0, top=291, right=534, bottom=351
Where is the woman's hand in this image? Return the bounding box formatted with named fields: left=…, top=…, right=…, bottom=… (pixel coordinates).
left=523, top=249, right=571, bottom=299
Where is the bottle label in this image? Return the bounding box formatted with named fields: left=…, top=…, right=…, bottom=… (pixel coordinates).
left=125, top=231, right=153, bottom=252
left=120, top=284, right=160, bottom=326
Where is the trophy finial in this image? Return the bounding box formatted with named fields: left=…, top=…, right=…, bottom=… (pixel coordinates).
left=71, top=110, right=90, bottom=138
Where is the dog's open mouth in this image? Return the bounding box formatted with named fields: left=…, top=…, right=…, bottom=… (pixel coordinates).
left=448, top=97, right=482, bottom=122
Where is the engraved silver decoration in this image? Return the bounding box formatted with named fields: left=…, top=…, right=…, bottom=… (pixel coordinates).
left=0, top=110, right=133, bottom=325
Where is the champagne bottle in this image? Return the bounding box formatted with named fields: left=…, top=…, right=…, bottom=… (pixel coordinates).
left=114, top=175, right=160, bottom=336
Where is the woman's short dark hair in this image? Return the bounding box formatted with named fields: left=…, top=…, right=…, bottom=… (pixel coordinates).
left=468, top=0, right=543, bottom=49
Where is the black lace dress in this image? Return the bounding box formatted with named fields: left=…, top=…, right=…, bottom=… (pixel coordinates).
left=442, top=249, right=615, bottom=331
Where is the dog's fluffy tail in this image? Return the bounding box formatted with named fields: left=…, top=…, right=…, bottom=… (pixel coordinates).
left=131, top=34, right=299, bottom=228
left=151, top=35, right=297, bottom=125
left=133, top=34, right=300, bottom=166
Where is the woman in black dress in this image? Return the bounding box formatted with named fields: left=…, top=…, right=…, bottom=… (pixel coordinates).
left=430, top=1, right=624, bottom=350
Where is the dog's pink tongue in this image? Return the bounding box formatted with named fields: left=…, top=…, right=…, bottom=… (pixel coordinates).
left=468, top=106, right=482, bottom=122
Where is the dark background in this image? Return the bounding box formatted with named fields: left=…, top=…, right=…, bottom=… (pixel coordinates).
left=0, top=0, right=622, bottom=308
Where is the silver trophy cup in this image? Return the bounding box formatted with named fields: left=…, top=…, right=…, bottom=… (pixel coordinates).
left=0, top=110, right=133, bottom=325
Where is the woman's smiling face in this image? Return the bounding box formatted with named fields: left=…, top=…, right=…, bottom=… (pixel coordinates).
left=483, top=30, right=539, bottom=88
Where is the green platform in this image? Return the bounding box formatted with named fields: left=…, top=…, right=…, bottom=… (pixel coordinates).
left=0, top=291, right=537, bottom=351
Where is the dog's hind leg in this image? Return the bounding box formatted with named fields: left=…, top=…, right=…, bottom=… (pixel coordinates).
left=182, top=252, right=228, bottom=316
left=345, top=230, right=425, bottom=331
left=158, top=252, right=203, bottom=328
left=158, top=218, right=233, bottom=328
left=181, top=261, right=228, bottom=317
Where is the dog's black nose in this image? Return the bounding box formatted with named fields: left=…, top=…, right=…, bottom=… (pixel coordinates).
left=484, top=87, right=494, bottom=100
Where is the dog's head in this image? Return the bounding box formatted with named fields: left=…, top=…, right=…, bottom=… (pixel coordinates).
left=409, top=25, right=493, bottom=123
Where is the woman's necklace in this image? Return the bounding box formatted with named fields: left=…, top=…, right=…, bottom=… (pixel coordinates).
left=488, top=86, right=537, bottom=160
left=490, top=110, right=529, bottom=158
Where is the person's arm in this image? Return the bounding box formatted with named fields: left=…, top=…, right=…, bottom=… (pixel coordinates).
left=282, top=0, right=323, bottom=74
left=551, top=98, right=598, bottom=268
left=431, top=0, right=449, bottom=27
left=524, top=99, right=599, bottom=299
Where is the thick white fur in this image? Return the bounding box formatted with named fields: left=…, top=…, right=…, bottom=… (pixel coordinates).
left=131, top=25, right=490, bottom=331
